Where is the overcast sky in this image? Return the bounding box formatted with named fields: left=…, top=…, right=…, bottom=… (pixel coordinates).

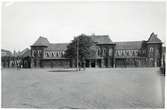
left=2, top=1, right=166, bottom=51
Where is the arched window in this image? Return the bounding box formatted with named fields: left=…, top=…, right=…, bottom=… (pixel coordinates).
left=134, top=50, right=138, bottom=56
left=132, top=50, right=135, bottom=56
left=149, top=47, right=154, bottom=53
left=121, top=50, right=124, bottom=56
left=96, top=49, right=98, bottom=56
left=44, top=52, right=47, bottom=57
left=58, top=51, right=60, bottom=57
left=97, top=48, right=101, bottom=56
left=32, top=50, right=35, bottom=57
left=62, top=51, right=64, bottom=57
left=56, top=52, right=59, bottom=57
left=109, top=49, right=113, bottom=56
left=126, top=50, right=129, bottom=56
left=118, top=50, right=121, bottom=56
left=60, top=51, right=62, bottom=57
left=102, top=48, right=106, bottom=56
left=52, top=52, right=55, bottom=57
left=53, top=52, right=57, bottom=57
left=37, top=50, right=41, bottom=57
left=62, top=51, right=65, bottom=56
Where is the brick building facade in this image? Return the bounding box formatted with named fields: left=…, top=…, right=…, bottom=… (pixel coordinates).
left=30, top=32, right=163, bottom=68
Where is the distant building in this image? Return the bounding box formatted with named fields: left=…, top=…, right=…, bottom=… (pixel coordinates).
left=1, top=48, right=32, bottom=68
left=1, top=49, right=12, bottom=68
left=1, top=49, right=12, bottom=57
left=30, top=32, right=163, bottom=68
left=19, top=48, right=31, bottom=68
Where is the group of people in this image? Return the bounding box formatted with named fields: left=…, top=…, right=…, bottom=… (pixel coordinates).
left=1, top=57, right=23, bottom=69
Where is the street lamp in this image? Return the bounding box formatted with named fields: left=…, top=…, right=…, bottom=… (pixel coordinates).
left=76, top=37, right=79, bottom=71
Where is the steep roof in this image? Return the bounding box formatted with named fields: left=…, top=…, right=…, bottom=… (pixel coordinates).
left=90, top=35, right=113, bottom=44
left=32, top=36, right=50, bottom=46
left=147, top=32, right=162, bottom=44
left=46, top=43, right=68, bottom=51
left=114, top=41, right=143, bottom=50
left=20, top=48, right=31, bottom=57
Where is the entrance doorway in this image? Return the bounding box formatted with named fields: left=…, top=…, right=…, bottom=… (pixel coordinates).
left=91, top=60, right=95, bottom=67
left=97, top=59, right=101, bottom=67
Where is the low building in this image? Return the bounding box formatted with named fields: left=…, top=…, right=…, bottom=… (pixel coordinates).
left=1, top=49, right=12, bottom=68
left=30, top=32, right=163, bottom=68
left=31, top=37, right=70, bottom=68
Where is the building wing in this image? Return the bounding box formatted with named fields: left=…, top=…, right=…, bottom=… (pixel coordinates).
left=1, top=49, right=12, bottom=57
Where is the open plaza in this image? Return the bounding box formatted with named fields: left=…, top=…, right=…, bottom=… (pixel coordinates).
left=2, top=68, right=165, bottom=109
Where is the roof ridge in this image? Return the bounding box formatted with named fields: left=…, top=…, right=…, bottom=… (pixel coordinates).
left=50, top=43, right=68, bottom=44
left=89, top=35, right=112, bottom=44
left=32, top=36, right=50, bottom=46
left=114, top=41, right=143, bottom=43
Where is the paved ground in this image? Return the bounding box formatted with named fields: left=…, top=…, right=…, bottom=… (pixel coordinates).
left=2, top=68, right=165, bottom=109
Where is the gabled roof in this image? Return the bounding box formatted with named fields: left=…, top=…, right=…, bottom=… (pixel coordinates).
left=20, top=48, right=31, bottom=57
left=1, top=49, right=12, bottom=56
left=114, top=41, right=143, bottom=50
left=147, top=32, right=162, bottom=44
left=46, top=43, right=68, bottom=51
left=90, top=35, right=113, bottom=44
left=32, top=36, right=50, bottom=46
left=20, top=48, right=29, bottom=55
left=1, top=49, right=11, bottom=53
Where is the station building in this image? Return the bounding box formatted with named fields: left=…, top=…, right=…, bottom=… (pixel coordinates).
left=30, top=32, right=163, bottom=68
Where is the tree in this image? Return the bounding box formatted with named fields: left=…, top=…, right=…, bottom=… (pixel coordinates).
left=64, top=34, right=96, bottom=70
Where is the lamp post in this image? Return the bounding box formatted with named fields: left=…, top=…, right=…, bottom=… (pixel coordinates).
left=76, top=37, right=79, bottom=71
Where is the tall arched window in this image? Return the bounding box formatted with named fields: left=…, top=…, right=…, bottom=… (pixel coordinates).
left=97, top=48, right=101, bottom=56
left=37, top=50, right=41, bottom=57
left=128, top=50, right=132, bottom=56
left=149, top=47, right=154, bottom=53
left=121, top=50, right=124, bottom=56
left=109, top=49, right=113, bottom=56
left=126, top=50, right=129, bottom=56
left=52, top=52, right=55, bottom=57
left=102, top=48, right=106, bottom=56
left=32, top=50, right=35, bottom=57
left=132, top=50, right=135, bottom=56
left=55, top=51, right=58, bottom=57
left=118, top=50, right=122, bottom=56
